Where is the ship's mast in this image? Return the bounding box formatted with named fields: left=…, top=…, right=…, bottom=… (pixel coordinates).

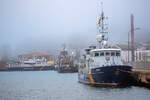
left=97, top=2, right=108, bottom=49
left=101, top=2, right=104, bottom=33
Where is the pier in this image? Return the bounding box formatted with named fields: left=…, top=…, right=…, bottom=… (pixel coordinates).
left=132, top=67, right=150, bottom=87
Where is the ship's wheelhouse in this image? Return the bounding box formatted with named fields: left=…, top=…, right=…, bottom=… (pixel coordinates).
left=91, top=50, right=121, bottom=57
left=89, top=49, right=123, bottom=68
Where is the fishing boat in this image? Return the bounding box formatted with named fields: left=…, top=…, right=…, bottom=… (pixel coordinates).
left=57, top=46, right=78, bottom=73
left=78, top=4, right=133, bottom=86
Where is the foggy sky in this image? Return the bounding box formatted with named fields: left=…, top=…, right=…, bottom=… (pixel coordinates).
left=0, top=0, right=150, bottom=56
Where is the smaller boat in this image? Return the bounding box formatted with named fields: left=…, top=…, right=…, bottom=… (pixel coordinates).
left=56, top=46, right=78, bottom=73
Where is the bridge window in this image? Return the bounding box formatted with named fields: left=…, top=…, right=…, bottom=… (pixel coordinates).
left=106, top=52, right=110, bottom=56
left=95, top=52, right=99, bottom=57
left=100, top=52, right=104, bottom=56
left=111, top=52, right=115, bottom=56
left=116, top=52, right=120, bottom=56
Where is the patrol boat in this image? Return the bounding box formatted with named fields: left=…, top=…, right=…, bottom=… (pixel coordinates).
left=78, top=5, right=133, bottom=86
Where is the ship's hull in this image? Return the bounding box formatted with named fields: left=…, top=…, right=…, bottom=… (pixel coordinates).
left=0, top=66, right=54, bottom=71
left=57, top=66, right=78, bottom=73
left=78, top=65, right=133, bottom=86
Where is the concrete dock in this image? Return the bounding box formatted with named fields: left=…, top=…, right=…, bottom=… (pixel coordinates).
left=132, top=68, right=150, bottom=87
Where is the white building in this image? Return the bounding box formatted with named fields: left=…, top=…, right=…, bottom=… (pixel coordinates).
left=121, top=50, right=150, bottom=63
left=119, top=42, right=150, bottom=68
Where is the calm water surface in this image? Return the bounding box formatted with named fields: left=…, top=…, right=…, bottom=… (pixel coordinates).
left=0, top=71, right=150, bottom=100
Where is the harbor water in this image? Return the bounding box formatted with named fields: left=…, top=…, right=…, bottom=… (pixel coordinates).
left=0, top=71, right=150, bottom=100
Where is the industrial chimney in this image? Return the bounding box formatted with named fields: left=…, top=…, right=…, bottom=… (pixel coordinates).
left=131, top=14, right=135, bottom=62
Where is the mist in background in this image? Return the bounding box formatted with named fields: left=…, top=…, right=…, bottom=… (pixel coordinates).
left=0, top=0, right=150, bottom=57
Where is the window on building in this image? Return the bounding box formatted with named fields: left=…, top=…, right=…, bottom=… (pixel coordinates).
left=136, top=52, right=138, bottom=61
left=139, top=52, right=141, bottom=61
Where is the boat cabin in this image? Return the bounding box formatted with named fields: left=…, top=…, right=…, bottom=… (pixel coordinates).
left=88, top=48, right=123, bottom=68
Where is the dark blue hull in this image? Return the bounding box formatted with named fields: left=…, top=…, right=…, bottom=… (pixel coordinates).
left=78, top=65, right=133, bottom=86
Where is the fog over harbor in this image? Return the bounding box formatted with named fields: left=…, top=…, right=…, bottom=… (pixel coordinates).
left=0, top=0, right=150, bottom=57
left=1, top=1, right=150, bottom=99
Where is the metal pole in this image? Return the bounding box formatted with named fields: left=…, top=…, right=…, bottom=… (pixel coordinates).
left=128, top=32, right=130, bottom=63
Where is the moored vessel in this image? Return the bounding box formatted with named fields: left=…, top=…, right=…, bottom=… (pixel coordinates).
left=78, top=4, right=133, bottom=86
left=57, top=45, right=78, bottom=73
left=5, top=52, right=55, bottom=71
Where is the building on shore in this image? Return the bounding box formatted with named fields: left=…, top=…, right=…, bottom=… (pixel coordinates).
left=121, top=50, right=150, bottom=63
left=118, top=42, right=150, bottom=68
